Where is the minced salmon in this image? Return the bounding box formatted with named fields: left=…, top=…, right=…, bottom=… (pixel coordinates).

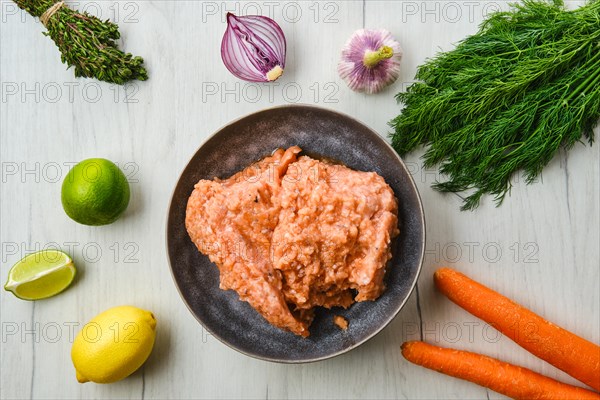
left=185, top=146, right=399, bottom=337
left=334, top=315, right=349, bottom=330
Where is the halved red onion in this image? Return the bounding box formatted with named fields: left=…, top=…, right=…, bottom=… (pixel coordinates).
left=221, top=13, right=286, bottom=82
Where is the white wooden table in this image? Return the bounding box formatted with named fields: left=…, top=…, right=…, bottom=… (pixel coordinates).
left=1, top=1, right=598, bottom=398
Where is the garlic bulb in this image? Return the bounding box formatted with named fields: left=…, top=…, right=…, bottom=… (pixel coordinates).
left=338, top=29, right=403, bottom=94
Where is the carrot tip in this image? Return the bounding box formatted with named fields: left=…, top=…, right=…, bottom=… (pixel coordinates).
left=401, top=341, right=419, bottom=359
left=434, top=267, right=453, bottom=276
left=434, top=268, right=452, bottom=287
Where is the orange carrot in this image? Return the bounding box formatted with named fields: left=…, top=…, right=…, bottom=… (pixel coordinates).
left=402, top=341, right=600, bottom=400
left=434, top=267, right=600, bottom=391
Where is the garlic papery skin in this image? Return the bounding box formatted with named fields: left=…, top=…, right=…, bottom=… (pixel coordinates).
left=338, top=29, right=403, bottom=94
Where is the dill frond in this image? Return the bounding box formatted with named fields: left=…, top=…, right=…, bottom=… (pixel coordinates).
left=391, top=0, right=600, bottom=210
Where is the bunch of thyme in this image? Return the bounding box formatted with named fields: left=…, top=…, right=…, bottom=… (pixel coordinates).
left=14, top=0, right=147, bottom=84
left=391, top=0, right=600, bottom=210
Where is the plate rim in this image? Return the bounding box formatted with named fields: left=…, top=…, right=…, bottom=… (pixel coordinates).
left=165, top=103, right=426, bottom=363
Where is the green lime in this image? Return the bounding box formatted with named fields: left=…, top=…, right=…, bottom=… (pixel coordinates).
left=4, top=250, right=76, bottom=300
left=61, top=158, right=130, bottom=226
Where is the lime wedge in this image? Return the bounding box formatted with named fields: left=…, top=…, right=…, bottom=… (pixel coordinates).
left=4, top=250, right=76, bottom=300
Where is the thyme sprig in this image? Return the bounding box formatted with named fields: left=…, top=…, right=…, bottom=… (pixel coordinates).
left=390, top=0, right=600, bottom=210
left=14, top=0, right=147, bottom=84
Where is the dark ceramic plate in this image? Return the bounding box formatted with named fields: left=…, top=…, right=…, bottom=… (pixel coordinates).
left=166, top=105, right=425, bottom=363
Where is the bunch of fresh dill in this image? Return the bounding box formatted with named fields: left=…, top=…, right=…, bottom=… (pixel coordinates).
left=14, top=0, right=147, bottom=84
left=390, top=0, right=600, bottom=210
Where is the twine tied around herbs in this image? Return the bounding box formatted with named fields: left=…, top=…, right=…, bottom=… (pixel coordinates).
left=12, top=0, right=147, bottom=83
left=40, top=1, right=64, bottom=27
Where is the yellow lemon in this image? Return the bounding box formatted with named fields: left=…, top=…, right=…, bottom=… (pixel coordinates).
left=71, top=306, right=156, bottom=383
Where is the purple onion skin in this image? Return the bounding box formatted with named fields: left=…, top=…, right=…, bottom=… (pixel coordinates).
left=221, top=13, right=286, bottom=82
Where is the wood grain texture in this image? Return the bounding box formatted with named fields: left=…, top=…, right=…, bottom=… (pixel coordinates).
left=1, top=1, right=598, bottom=399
